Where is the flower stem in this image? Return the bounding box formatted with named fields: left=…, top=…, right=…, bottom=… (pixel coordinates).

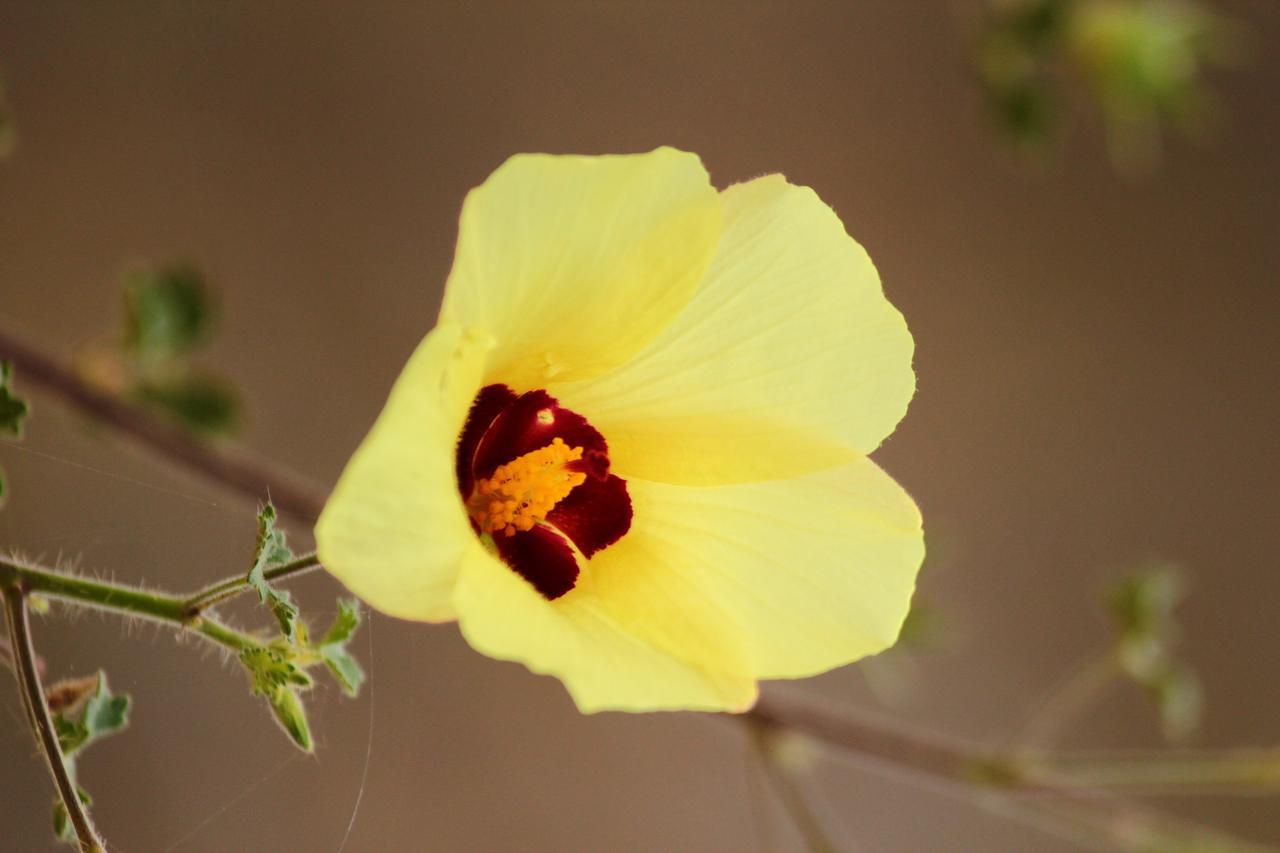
left=3, top=585, right=106, bottom=853
left=182, top=552, right=323, bottom=615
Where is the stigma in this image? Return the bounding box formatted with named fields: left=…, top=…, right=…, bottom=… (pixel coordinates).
left=467, top=437, right=587, bottom=537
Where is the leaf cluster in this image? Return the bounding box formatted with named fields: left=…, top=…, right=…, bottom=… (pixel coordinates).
left=976, top=0, right=1240, bottom=166
left=1106, top=563, right=1203, bottom=741
left=237, top=504, right=365, bottom=752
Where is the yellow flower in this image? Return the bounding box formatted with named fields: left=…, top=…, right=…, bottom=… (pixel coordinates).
left=315, top=148, right=924, bottom=713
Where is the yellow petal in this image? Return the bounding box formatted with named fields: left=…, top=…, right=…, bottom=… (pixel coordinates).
left=551, top=174, right=914, bottom=485
left=440, top=147, right=721, bottom=390
left=315, top=322, right=491, bottom=622
left=453, top=538, right=757, bottom=713
left=623, top=457, right=924, bottom=679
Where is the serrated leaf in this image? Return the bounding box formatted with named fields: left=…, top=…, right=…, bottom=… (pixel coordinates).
left=0, top=360, right=30, bottom=437
left=53, top=672, right=130, bottom=759
left=135, top=373, right=240, bottom=436
left=122, top=264, right=213, bottom=360
left=246, top=503, right=300, bottom=642
left=320, top=599, right=361, bottom=647
left=321, top=645, right=365, bottom=698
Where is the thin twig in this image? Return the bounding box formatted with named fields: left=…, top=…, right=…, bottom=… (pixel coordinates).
left=182, top=553, right=324, bottom=616
left=3, top=585, right=106, bottom=853
left=746, top=715, right=842, bottom=853
left=0, top=325, right=325, bottom=521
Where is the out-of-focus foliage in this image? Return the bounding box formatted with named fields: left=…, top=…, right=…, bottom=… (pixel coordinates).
left=77, top=263, right=242, bottom=436
left=124, top=265, right=214, bottom=361
left=1107, top=563, right=1204, bottom=741
left=0, top=360, right=31, bottom=508
left=48, top=672, right=130, bottom=846
left=977, top=0, right=1243, bottom=170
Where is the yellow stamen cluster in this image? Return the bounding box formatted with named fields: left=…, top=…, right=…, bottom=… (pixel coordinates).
left=468, top=437, right=586, bottom=537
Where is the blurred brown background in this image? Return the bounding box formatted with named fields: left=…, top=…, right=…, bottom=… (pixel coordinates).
left=1, top=2, right=1277, bottom=851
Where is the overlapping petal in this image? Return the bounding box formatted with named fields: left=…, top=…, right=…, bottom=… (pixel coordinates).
left=622, top=457, right=924, bottom=678
left=315, top=322, right=489, bottom=622
left=552, top=174, right=915, bottom=486
left=453, top=538, right=756, bottom=713
left=440, top=147, right=722, bottom=390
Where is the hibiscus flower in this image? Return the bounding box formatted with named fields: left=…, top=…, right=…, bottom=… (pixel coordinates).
left=315, top=147, right=923, bottom=712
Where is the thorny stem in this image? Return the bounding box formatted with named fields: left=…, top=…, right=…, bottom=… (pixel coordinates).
left=6, top=331, right=1280, bottom=851
left=3, top=585, right=106, bottom=853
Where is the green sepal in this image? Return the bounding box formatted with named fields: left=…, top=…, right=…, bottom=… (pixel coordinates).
left=268, top=686, right=313, bottom=753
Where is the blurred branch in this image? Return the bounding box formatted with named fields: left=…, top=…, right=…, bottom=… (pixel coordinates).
left=0, top=325, right=323, bottom=520
left=4, top=326, right=1277, bottom=851
left=3, top=585, right=105, bottom=853
left=747, top=716, right=842, bottom=853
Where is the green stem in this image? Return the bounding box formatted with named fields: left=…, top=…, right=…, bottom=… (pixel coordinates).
left=3, top=586, right=106, bottom=853
left=182, top=552, right=323, bottom=615
left=746, top=716, right=840, bottom=853
left=0, top=555, right=261, bottom=654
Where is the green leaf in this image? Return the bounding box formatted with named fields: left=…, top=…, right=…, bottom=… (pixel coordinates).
left=53, top=672, right=130, bottom=759
left=122, top=264, right=214, bottom=360
left=320, top=599, right=361, bottom=647
left=246, top=503, right=301, bottom=642
left=0, top=360, right=30, bottom=437
left=321, top=645, right=365, bottom=698
left=135, top=373, right=240, bottom=436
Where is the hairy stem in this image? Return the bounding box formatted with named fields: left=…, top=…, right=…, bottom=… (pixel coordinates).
left=183, top=552, right=323, bottom=615
left=0, top=555, right=262, bottom=654
left=3, top=586, right=106, bottom=853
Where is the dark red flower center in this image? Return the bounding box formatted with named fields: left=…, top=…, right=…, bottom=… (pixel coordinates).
left=455, top=385, right=632, bottom=600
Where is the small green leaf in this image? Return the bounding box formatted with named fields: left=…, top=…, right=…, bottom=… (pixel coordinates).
left=321, top=645, right=365, bottom=698
left=122, top=264, right=214, bottom=360
left=0, top=360, right=30, bottom=437
left=246, top=503, right=301, bottom=642
left=53, top=672, right=130, bottom=759
left=320, top=599, right=361, bottom=647
left=268, top=687, right=313, bottom=752
left=135, top=373, right=240, bottom=436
